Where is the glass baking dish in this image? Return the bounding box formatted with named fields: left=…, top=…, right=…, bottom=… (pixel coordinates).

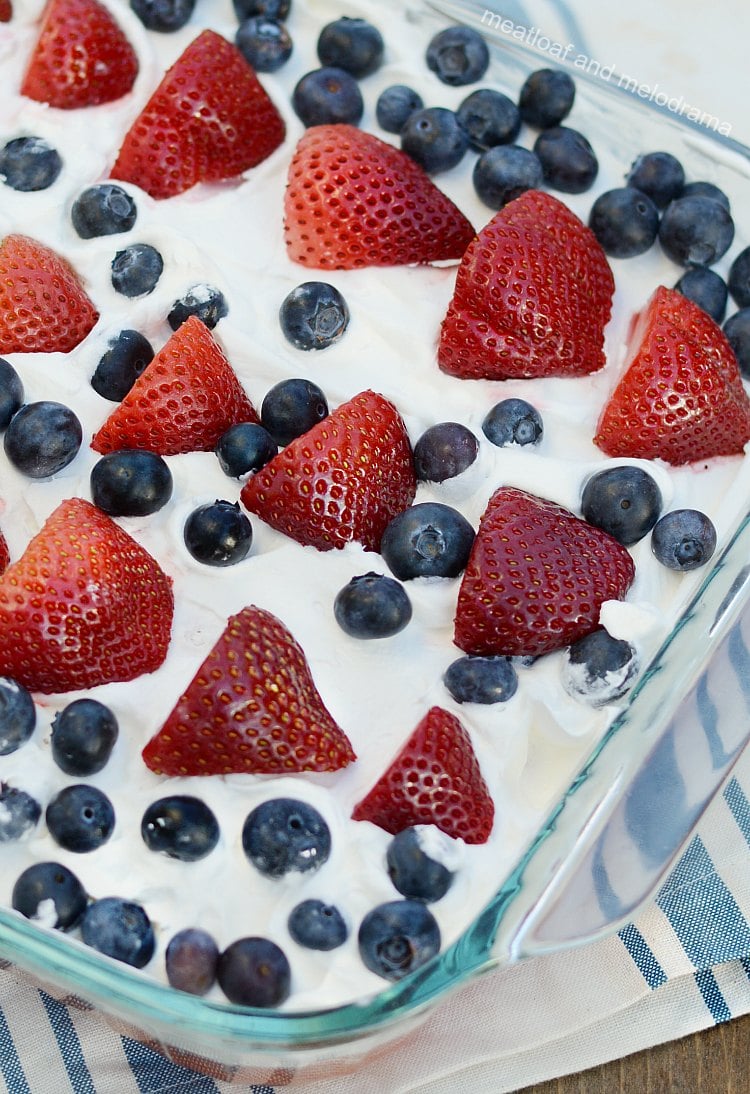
left=2, top=0, right=750, bottom=1083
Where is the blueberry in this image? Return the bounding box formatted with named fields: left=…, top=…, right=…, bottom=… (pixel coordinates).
left=317, top=16, right=384, bottom=78
left=626, top=151, right=685, bottom=209
left=91, top=449, right=173, bottom=517
left=129, top=0, right=196, bottom=32
left=674, top=266, right=728, bottom=323
left=413, top=421, right=479, bottom=482
left=91, top=330, right=154, bottom=402
left=168, top=284, right=228, bottom=331
left=588, top=188, right=660, bottom=259
left=165, top=928, right=219, bottom=995
left=518, top=68, right=575, bottom=128
left=358, top=900, right=441, bottom=982
left=334, top=572, right=412, bottom=639
left=242, top=798, right=331, bottom=878
left=681, top=180, right=730, bottom=209
left=0, top=783, right=41, bottom=842
left=217, top=937, right=291, bottom=1007
left=233, top=0, right=289, bottom=18
left=0, top=677, right=35, bottom=755
left=0, top=358, right=23, bottom=430
left=236, top=17, right=293, bottom=73
left=728, top=246, right=750, bottom=308
left=533, top=126, right=598, bottom=193
left=260, top=377, right=328, bottom=446
left=46, top=785, right=116, bottom=853
left=71, top=184, right=137, bottom=238
left=658, top=196, right=734, bottom=266
left=380, top=503, right=475, bottom=581
left=386, top=827, right=454, bottom=902
left=482, top=397, right=543, bottom=447
left=562, top=628, right=639, bottom=707
left=288, top=899, right=348, bottom=950
left=142, top=796, right=220, bottom=862
left=456, top=88, right=520, bottom=151
left=111, top=243, right=164, bottom=297
left=376, top=84, right=423, bottom=133
left=651, top=508, right=717, bottom=571
left=183, top=500, right=253, bottom=566
left=279, top=282, right=349, bottom=351
left=400, top=107, right=469, bottom=174
left=472, top=144, right=544, bottom=209
left=4, top=400, right=82, bottom=478
left=724, top=308, right=750, bottom=377
left=443, top=654, right=518, bottom=704
left=51, top=699, right=119, bottom=776
left=580, top=465, right=663, bottom=546
left=0, top=136, right=62, bottom=191
left=81, top=897, right=155, bottom=968
left=215, top=422, right=277, bottom=478
left=12, top=862, right=87, bottom=930
left=292, top=67, right=363, bottom=127
left=425, top=26, right=489, bottom=87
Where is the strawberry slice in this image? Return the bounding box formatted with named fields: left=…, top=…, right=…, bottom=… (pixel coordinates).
left=0, top=1, right=12, bottom=22
left=594, top=285, right=750, bottom=465
left=438, top=189, right=614, bottom=380
left=240, top=389, right=416, bottom=552
left=0, top=529, right=8, bottom=574
left=142, top=605, right=356, bottom=776
left=283, top=124, right=475, bottom=269
left=91, top=316, right=258, bottom=456
left=454, top=487, right=635, bottom=658
left=0, top=234, right=99, bottom=354
left=352, top=706, right=494, bottom=844
left=111, top=29, right=285, bottom=200
left=0, top=497, right=173, bottom=694
left=20, top=0, right=138, bottom=109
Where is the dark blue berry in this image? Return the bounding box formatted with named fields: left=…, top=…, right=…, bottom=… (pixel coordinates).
left=130, top=0, right=196, bottom=32
left=386, top=827, right=454, bottom=902
left=457, top=88, right=520, bottom=151
left=51, top=699, right=119, bottom=776
left=334, top=572, right=412, bottom=639
left=317, top=16, right=383, bottom=78
left=482, top=398, right=543, bottom=447
left=0, top=783, right=41, bottom=842
left=12, top=862, right=87, bottom=930
left=141, top=796, right=220, bottom=862
left=168, top=284, right=228, bottom=331
left=562, top=628, right=639, bottom=707
left=91, top=330, right=154, bottom=402
left=242, top=798, right=331, bottom=878
left=400, top=107, right=469, bottom=174
left=472, top=144, right=544, bottom=209
left=658, top=196, right=734, bottom=266
left=533, top=126, right=598, bottom=193
left=81, top=897, right=155, bottom=968
left=380, top=503, right=475, bottom=581
left=518, top=69, right=575, bottom=128
left=217, top=937, right=291, bottom=1006
left=279, top=282, right=349, bottom=351
left=0, top=136, right=62, bottom=191
left=183, top=500, right=253, bottom=566
left=46, top=785, right=116, bottom=853
left=0, top=677, right=35, bottom=755
left=71, top=184, right=137, bottom=238
left=165, top=928, right=219, bottom=995
left=292, top=67, right=363, bottom=127
left=288, top=899, right=348, bottom=950
left=111, top=243, right=164, bottom=297
left=376, top=84, right=423, bottom=133
left=626, top=151, right=685, bottom=209
left=0, top=357, right=23, bottom=430
left=425, top=26, right=489, bottom=87
left=728, top=246, right=750, bottom=308
left=444, top=655, right=518, bottom=704
left=651, top=508, right=717, bottom=571
left=233, top=0, right=290, bottom=18
left=236, top=17, right=293, bottom=73
left=260, top=377, right=328, bottom=446
left=91, top=449, right=173, bottom=517
left=674, top=266, right=728, bottom=323
left=358, top=899, right=440, bottom=981
left=215, top=422, right=277, bottom=478
left=681, top=180, right=730, bottom=209
left=413, top=421, right=479, bottom=483
left=580, top=465, right=663, bottom=546
left=588, top=188, right=660, bottom=259
left=724, top=308, right=750, bottom=377
left=4, top=400, right=82, bottom=478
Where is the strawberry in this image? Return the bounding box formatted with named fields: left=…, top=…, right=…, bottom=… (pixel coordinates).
left=0, top=234, right=99, bottom=354
left=438, top=189, right=614, bottom=380
left=91, top=316, right=258, bottom=456
left=240, top=389, right=416, bottom=552
left=20, top=0, right=138, bottom=109
left=111, top=29, right=285, bottom=200
left=351, top=706, right=494, bottom=844
left=142, top=605, right=356, bottom=776
left=283, top=124, right=475, bottom=269
left=0, top=0, right=11, bottom=21
left=0, top=497, right=173, bottom=694
left=595, top=285, right=750, bottom=465
left=454, top=487, right=635, bottom=658
left=0, top=529, right=8, bottom=574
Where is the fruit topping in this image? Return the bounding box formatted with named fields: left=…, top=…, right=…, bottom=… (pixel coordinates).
left=443, top=655, right=518, bottom=705
left=0, top=357, right=23, bottom=428
left=141, top=796, right=220, bottom=861
left=658, top=195, right=735, bottom=266
left=561, top=628, right=639, bottom=707
left=46, top=784, right=115, bottom=853
left=0, top=783, right=41, bottom=842
left=50, top=699, right=119, bottom=776
left=518, top=69, right=575, bottom=129
left=472, top=144, right=544, bottom=210
left=456, top=88, right=520, bottom=152
left=217, top=937, right=291, bottom=1006
left=413, top=422, right=479, bottom=483
left=580, top=465, right=663, bottom=546
left=651, top=508, right=717, bottom=571
left=111, top=242, right=164, bottom=298
left=292, top=67, right=364, bottom=127
left=317, top=16, right=384, bottom=78
left=674, top=266, right=728, bottom=323
left=168, top=285, right=228, bottom=331
left=380, top=502, right=475, bottom=580
left=724, top=308, right=750, bottom=376
left=215, top=422, right=277, bottom=478
left=91, top=330, right=153, bottom=402
left=4, top=400, right=82, bottom=478
left=626, top=151, right=685, bottom=209
left=90, top=449, right=174, bottom=517
left=0, top=136, right=62, bottom=192
left=183, top=499, right=253, bottom=566
left=376, top=84, right=423, bottom=134
left=588, top=187, right=660, bottom=259
left=236, top=16, right=293, bottom=73
left=0, top=677, right=36, bottom=755
left=358, top=899, right=440, bottom=981
left=481, top=397, right=543, bottom=448
left=71, top=184, right=137, bottom=239
left=288, top=900, right=348, bottom=950
left=425, top=26, right=489, bottom=86
left=279, top=282, right=350, bottom=351
left=533, top=126, right=598, bottom=193
left=130, top=0, right=196, bottom=32
left=81, top=897, right=155, bottom=968
left=333, top=572, right=412, bottom=639
left=12, top=862, right=87, bottom=930
left=242, top=798, right=331, bottom=877
left=386, top=826, right=455, bottom=902
left=0, top=530, right=8, bottom=575
left=260, top=377, right=329, bottom=446
left=728, top=245, right=750, bottom=308
left=165, top=928, right=219, bottom=996
left=400, top=106, right=469, bottom=174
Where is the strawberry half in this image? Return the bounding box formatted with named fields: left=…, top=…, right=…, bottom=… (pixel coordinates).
left=111, top=29, right=285, bottom=200
left=0, top=497, right=173, bottom=693
left=352, top=706, right=494, bottom=844
left=142, top=605, right=355, bottom=776
left=0, top=529, right=8, bottom=574
left=240, top=389, right=416, bottom=552
left=594, top=285, right=750, bottom=465
left=91, top=316, right=258, bottom=456
left=283, top=124, right=475, bottom=269
left=0, top=234, right=99, bottom=354
left=454, top=487, right=635, bottom=658
left=438, top=189, right=614, bottom=380
left=20, top=0, right=138, bottom=109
